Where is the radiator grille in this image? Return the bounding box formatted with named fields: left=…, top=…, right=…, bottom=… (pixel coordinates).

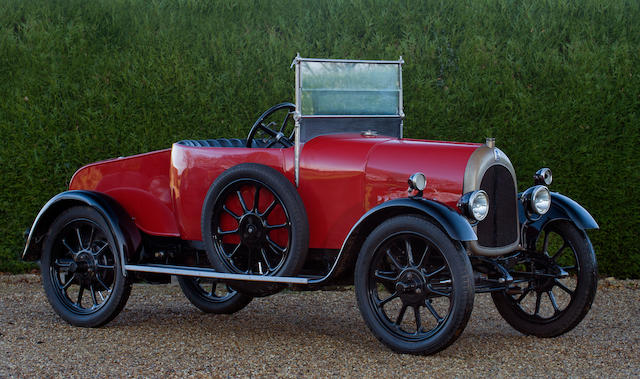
left=477, top=165, right=518, bottom=247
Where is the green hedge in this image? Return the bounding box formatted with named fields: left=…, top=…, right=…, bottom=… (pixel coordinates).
left=1, top=0, right=638, bottom=277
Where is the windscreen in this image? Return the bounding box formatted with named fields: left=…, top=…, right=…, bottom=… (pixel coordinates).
left=300, top=61, right=401, bottom=116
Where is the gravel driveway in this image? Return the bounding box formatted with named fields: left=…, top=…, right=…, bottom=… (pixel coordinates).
left=1, top=275, right=638, bottom=377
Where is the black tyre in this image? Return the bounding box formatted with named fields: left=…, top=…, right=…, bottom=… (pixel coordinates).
left=41, top=206, right=131, bottom=327
left=177, top=276, right=252, bottom=314
left=202, top=163, right=309, bottom=296
left=355, top=215, right=475, bottom=355
left=491, top=221, right=597, bottom=337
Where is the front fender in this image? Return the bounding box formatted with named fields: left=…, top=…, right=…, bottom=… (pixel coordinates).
left=22, top=190, right=141, bottom=276
left=521, top=192, right=598, bottom=250
left=350, top=197, right=477, bottom=243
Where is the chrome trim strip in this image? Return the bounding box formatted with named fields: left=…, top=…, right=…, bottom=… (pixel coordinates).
left=294, top=53, right=301, bottom=187
left=295, top=57, right=404, bottom=64
left=301, top=114, right=401, bottom=118
left=124, top=264, right=311, bottom=284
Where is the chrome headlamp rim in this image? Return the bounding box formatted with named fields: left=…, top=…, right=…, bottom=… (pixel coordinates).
left=458, top=190, right=489, bottom=222
left=523, top=185, right=551, bottom=215
left=534, top=167, right=552, bottom=186
left=408, top=172, right=427, bottom=192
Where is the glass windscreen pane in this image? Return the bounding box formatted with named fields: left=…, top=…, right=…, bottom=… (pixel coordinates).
left=300, top=61, right=400, bottom=116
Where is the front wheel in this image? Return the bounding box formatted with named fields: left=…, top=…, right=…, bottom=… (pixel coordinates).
left=491, top=221, right=598, bottom=337
left=41, top=206, right=131, bottom=327
left=355, top=215, right=475, bottom=355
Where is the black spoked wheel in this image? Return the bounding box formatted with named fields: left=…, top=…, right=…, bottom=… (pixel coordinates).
left=202, top=163, right=309, bottom=296
left=177, top=276, right=252, bottom=314
left=355, top=216, right=474, bottom=355
left=41, top=206, right=131, bottom=327
left=492, top=221, right=597, bottom=337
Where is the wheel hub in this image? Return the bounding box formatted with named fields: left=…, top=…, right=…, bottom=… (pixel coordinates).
left=239, top=214, right=265, bottom=247
left=74, top=251, right=96, bottom=275
left=395, top=268, right=427, bottom=305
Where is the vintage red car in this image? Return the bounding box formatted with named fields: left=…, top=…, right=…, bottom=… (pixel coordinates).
left=23, top=56, right=598, bottom=355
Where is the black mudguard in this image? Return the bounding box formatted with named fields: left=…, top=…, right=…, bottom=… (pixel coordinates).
left=520, top=192, right=598, bottom=250
left=349, top=197, right=477, bottom=242
left=22, top=190, right=141, bottom=276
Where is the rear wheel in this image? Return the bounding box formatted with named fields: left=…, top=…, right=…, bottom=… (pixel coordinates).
left=355, top=216, right=474, bottom=355
left=41, top=206, right=131, bottom=327
left=177, top=276, right=252, bottom=314
left=491, top=221, right=597, bottom=337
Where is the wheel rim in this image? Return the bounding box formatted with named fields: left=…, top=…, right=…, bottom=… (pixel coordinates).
left=191, top=277, right=238, bottom=302
left=506, top=224, right=580, bottom=322
left=211, top=178, right=292, bottom=275
left=366, top=232, right=454, bottom=341
left=48, top=219, right=116, bottom=314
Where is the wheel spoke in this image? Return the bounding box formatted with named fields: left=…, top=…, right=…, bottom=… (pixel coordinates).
left=554, top=279, right=574, bottom=296
left=260, top=200, right=277, bottom=218
left=385, top=249, right=404, bottom=270
left=76, top=228, right=84, bottom=250
left=548, top=291, right=560, bottom=314
left=395, top=304, right=408, bottom=325
left=413, top=306, right=423, bottom=333
left=424, top=299, right=444, bottom=322
left=90, top=284, right=98, bottom=307
left=77, top=283, right=85, bottom=307
left=424, top=265, right=446, bottom=278
left=62, top=239, right=76, bottom=255
left=515, top=287, right=533, bottom=303
left=542, top=229, right=550, bottom=255
left=376, top=291, right=399, bottom=307
left=217, top=227, right=239, bottom=236
left=374, top=270, right=397, bottom=282
left=236, top=191, right=249, bottom=213
left=266, top=237, right=285, bottom=254
left=226, top=243, right=242, bottom=258
left=60, top=273, right=76, bottom=290
left=253, top=184, right=261, bottom=212
left=92, top=242, right=108, bottom=257
left=551, top=242, right=569, bottom=261
left=246, top=246, right=253, bottom=273
left=260, top=248, right=274, bottom=272
left=95, top=275, right=111, bottom=292
left=265, top=222, right=288, bottom=230
left=562, top=265, right=577, bottom=271
left=428, top=285, right=451, bottom=297
left=534, top=291, right=542, bottom=316
left=87, top=226, right=95, bottom=248
left=96, top=263, right=114, bottom=270
left=417, top=245, right=430, bottom=268
left=404, top=239, right=414, bottom=266
left=222, top=205, right=241, bottom=220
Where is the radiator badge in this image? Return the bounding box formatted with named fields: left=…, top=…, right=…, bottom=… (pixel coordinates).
left=494, top=149, right=501, bottom=161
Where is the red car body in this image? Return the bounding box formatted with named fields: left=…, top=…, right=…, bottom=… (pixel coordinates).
left=68, top=135, right=480, bottom=250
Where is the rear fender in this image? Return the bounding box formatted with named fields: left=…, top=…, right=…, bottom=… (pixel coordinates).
left=22, top=190, right=141, bottom=276
left=521, top=192, right=598, bottom=250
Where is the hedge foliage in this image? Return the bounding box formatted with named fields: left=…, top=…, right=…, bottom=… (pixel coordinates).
left=1, top=0, right=638, bottom=277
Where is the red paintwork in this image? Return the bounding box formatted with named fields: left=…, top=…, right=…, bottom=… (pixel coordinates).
left=69, top=134, right=481, bottom=249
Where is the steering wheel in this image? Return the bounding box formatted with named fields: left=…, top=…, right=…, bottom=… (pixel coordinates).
left=246, top=102, right=296, bottom=148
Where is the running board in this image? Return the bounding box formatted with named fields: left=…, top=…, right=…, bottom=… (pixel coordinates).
left=124, top=264, right=315, bottom=284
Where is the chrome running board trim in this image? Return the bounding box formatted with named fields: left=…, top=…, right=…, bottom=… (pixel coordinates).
left=124, top=264, right=311, bottom=284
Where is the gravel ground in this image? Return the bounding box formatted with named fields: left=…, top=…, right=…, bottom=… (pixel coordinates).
left=0, top=275, right=638, bottom=378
